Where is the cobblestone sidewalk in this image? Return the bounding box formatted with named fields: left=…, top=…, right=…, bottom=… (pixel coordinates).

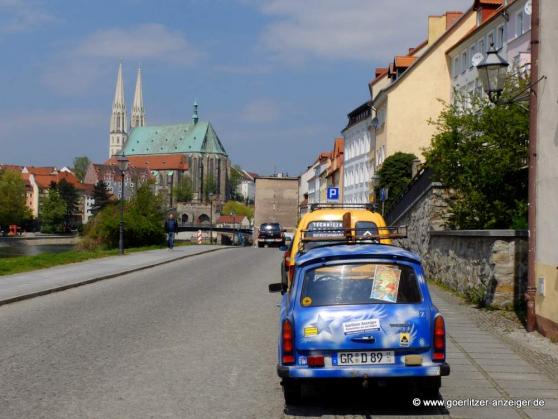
left=429, top=282, right=558, bottom=386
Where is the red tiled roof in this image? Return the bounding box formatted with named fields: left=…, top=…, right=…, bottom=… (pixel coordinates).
left=395, top=56, right=417, bottom=68
left=33, top=171, right=84, bottom=190
left=0, top=164, right=23, bottom=172
left=105, top=154, right=188, bottom=171
left=24, top=166, right=57, bottom=176
left=216, top=215, right=247, bottom=224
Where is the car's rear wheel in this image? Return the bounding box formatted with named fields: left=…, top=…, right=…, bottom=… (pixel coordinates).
left=282, top=379, right=302, bottom=405
left=258, top=242, right=263, bottom=248
left=419, top=376, right=441, bottom=399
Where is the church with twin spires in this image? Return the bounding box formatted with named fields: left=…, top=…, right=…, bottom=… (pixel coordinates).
left=108, top=64, right=231, bottom=202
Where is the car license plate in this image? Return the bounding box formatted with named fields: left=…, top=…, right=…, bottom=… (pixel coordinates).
left=336, top=351, right=395, bottom=365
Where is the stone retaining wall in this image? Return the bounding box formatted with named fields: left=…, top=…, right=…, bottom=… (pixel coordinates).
left=388, top=174, right=527, bottom=309
left=426, top=231, right=527, bottom=309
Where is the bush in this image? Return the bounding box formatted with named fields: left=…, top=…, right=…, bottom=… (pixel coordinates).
left=84, top=183, right=166, bottom=248
left=424, top=76, right=529, bottom=229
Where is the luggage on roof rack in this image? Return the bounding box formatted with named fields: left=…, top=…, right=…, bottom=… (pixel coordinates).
left=309, top=203, right=376, bottom=212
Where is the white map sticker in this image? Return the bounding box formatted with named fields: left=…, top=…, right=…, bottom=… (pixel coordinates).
left=343, top=319, right=380, bottom=335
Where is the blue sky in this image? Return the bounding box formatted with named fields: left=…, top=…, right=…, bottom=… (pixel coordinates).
left=0, top=0, right=471, bottom=175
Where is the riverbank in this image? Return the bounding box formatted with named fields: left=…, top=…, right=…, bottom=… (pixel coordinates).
left=0, top=242, right=192, bottom=276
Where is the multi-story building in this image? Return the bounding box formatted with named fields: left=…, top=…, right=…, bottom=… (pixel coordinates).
left=326, top=137, right=344, bottom=202
left=370, top=10, right=477, bottom=168
left=447, top=0, right=531, bottom=101
left=342, top=102, right=372, bottom=204
left=307, top=153, right=330, bottom=204
left=84, top=163, right=150, bottom=201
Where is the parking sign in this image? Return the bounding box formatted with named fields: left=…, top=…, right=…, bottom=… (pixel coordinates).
left=327, top=187, right=340, bottom=201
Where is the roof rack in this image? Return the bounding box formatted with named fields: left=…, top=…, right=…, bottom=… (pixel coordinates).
left=309, top=203, right=376, bottom=212
left=299, top=226, right=407, bottom=250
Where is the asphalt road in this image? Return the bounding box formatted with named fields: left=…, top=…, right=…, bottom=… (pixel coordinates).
left=1, top=248, right=554, bottom=418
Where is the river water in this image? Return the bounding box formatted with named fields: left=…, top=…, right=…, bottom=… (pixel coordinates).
left=0, top=242, right=75, bottom=258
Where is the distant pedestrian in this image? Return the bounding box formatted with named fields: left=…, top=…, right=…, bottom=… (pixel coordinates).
left=164, top=213, right=179, bottom=249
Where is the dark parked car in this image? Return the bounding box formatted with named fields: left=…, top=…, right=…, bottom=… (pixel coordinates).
left=257, top=223, right=285, bottom=248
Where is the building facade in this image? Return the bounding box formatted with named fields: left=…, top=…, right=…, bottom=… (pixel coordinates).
left=535, top=0, right=558, bottom=338
left=370, top=10, right=476, bottom=168
left=342, top=102, right=372, bottom=204
left=447, top=0, right=531, bottom=101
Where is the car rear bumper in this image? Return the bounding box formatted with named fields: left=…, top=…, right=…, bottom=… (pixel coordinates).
left=277, top=362, right=450, bottom=379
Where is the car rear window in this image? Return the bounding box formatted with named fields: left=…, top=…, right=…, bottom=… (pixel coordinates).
left=261, top=223, right=281, bottom=232
left=300, top=263, right=421, bottom=306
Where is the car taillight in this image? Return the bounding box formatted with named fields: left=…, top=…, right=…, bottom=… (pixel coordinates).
left=307, top=355, right=324, bottom=368
left=282, top=319, right=295, bottom=365
left=433, top=315, right=445, bottom=362
left=284, top=252, right=290, bottom=269
left=288, top=265, right=295, bottom=284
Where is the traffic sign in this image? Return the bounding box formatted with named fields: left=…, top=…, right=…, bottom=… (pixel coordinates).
left=327, top=187, right=340, bottom=201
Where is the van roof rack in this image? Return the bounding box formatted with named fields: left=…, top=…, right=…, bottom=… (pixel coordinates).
left=309, top=203, right=376, bottom=212
left=299, top=225, right=407, bottom=251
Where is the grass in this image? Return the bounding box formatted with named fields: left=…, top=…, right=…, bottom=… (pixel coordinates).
left=0, top=242, right=192, bottom=277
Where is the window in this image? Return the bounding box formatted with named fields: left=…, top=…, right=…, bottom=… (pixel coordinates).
left=469, top=44, right=476, bottom=68
left=453, top=57, right=459, bottom=77
left=516, top=12, right=524, bottom=37
left=496, top=25, right=505, bottom=50
left=300, top=263, right=422, bottom=306
left=487, top=31, right=495, bottom=48
left=461, top=51, right=467, bottom=73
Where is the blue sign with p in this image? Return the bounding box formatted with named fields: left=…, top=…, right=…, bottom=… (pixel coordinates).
left=327, top=187, right=340, bottom=201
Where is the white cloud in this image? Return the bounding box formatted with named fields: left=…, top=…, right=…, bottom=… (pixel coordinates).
left=0, top=0, right=59, bottom=34
left=42, top=24, right=202, bottom=95
left=255, top=0, right=472, bottom=63
left=239, top=99, right=281, bottom=123
left=77, top=24, right=201, bottom=64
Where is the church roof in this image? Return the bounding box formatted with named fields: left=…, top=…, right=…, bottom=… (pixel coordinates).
left=124, top=121, right=227, bottom=156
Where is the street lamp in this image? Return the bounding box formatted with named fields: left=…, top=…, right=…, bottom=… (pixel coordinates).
left=116, top=152, right=129, bottom=255
left=476, top=43, right=509, bottom=104
left=209, top=192, right=215, bottom=244
left=168, top=170, right=174, bottom=209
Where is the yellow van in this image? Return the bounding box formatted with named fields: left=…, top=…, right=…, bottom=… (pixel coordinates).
left=282, top=204, right=391, bottom=287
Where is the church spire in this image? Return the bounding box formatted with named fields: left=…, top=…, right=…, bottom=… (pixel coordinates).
left=109, top=63, right=128, bottom=157
left=192, top=100, right=199, bottom=124
left=131, top=66, right=145, bottom=128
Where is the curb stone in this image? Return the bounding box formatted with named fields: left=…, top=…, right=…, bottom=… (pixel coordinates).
left=0, top=247, right=230, bottom=307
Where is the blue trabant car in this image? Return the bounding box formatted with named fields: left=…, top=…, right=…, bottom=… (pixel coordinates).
left=268, top=244, right=450, bottom=404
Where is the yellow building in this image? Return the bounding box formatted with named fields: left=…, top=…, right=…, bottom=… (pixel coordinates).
left=370, top=10, right=477, bottom=169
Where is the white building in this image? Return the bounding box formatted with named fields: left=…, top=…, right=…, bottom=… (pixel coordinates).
left=235, top=170, right=256, bottom=203
left=447, top=0, right=532, bottom=101
left=342, top=101, right=373, bottom=204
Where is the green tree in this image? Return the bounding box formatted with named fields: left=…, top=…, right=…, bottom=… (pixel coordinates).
left=376, top=152, right=418, bottom=214
left=173, top=176, right=193, bottom=202
left=222, top=200, right=254, bottom=220
left=204, top=174, right=217, bottom=202
left=72, top=156, right=91, bottom=182
left=91, top=180, right=111, bottom=216
left=83, top=181, right=165, bottom=248
left=0, top=169, right=30, bottom=226
left=40, top=189, right=66, bottom=233
left=423, top=77, right=529, bottom=229
left=54, top=179, right=80, bottom=227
